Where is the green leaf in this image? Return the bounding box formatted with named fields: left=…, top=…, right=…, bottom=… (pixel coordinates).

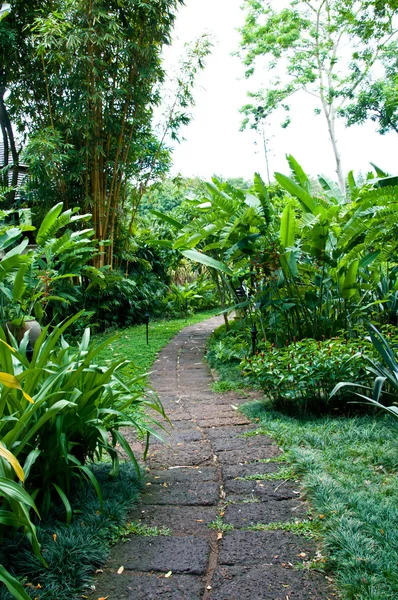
left=12, top=263, right=28, bottom=302
left=370, top=162, right=389, bottom=178
left=180, top=250, right=232, bottom=275
left=150, top=210, right=184, bottom=230
left=52, top=482, right=72, bottom=525
left=0, top=478, right=40, bottom=516
left=286, top=155, right=310, bottom=191
left=36, top=202, right=64, bottom=245
left=274, top=173, right=318, bottom=214
left=279, top=203, right=296, bottom=249
left=0, top=565, right=32, bottom=600
left=78, top=465, right=103, bottom=510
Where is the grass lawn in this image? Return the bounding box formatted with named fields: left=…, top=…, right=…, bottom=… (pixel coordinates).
left=0, top=311, right=217, bottom=600
left=95, top=309, right=218, bottom=380
left=206, top=333, right=398, bottom=600
left=241, top=403, right=398, bottom=600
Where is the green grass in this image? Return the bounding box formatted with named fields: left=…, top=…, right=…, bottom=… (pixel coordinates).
left=95, top=309, right=218, bottom=381
left=244, top=519, right=322, bottom=539
left=208, top=515, right=235, bottom=533
left=241, top=401, right=398, bottom=600
left=119, top=522, right=171, bottom=540
left=211, top=379, right=243, bottom=392
left=0, top=311, right=217, bottom=600
left=236, top=466, right=296, bottom=481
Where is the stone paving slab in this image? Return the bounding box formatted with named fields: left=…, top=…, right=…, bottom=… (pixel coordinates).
left=224, top=499, right=308, bottom=527
left=224, top=479, right=300, bottom=501
left=215, top=445, right=283, bottom=464
left=128, top=505, right=218, bottom=537
left=146, top=440, right=214, bottom=468
left=148, top=466, right=219, bottom=484
left=141, top=481, right=219, bottom=506
left=211, top=565, right=335, bottom=600
left=221, top=462, right=281, bottom=480
left=107, top=536, right=210, bottom=575
left=219, top=530, right=316, bottom=566
left=150, top=428, right=205, bottom=444
left=210, top=435, right=274, bottom=453
left=205, top=424, right=255, bottom=438
left=95, top=316, right=334, bottom=600
left=96, top=571, right=205, bottom=599
left=197, top=415, right=252, bottom=428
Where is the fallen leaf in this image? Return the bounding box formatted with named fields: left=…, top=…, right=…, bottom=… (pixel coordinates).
left=196, top=520, right=204, bottom=523
left=52, top=533, right=57, bottom=542
left=207, top=586, right=212, bottom=590
left=95, top=569, right=104, bottom=574
left=97, top=597, right=109, bottom=600
left=298, top=553, right=307, bottom=558
left=164, top=571, right=172, bottom=578
left=217, top=532, right=223, bottom=540
left=117, top=566, right=124, bottom=575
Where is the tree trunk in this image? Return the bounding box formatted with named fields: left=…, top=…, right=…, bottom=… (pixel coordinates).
left=324, top=105, right=345, bottom=194
left=0, top=86, right=19, bottom=205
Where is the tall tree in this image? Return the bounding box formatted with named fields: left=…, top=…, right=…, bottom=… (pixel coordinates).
left=238, top=0, right=398, bottom=192
left=1, top=0, right=210, bottom=267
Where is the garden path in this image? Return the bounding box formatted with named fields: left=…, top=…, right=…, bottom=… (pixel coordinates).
left=95, top=316, right=335, bottom=599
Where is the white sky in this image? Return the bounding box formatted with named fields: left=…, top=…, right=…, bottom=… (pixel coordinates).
left=163, top=0, right=398, bottom=183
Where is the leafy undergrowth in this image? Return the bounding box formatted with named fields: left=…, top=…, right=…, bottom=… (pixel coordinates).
left=0, top=311, right=218, bottom=600
left=242, top=401, right=398, bottom=600
left=206, top=321, right=249, bottom=391
left=0, top=465, right=142, bottom=600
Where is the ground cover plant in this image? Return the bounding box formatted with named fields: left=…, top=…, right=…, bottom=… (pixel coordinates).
left=0, top=464, right=142, bottom=600
left=0, top=309, right=217, bottom=599
left=95, top=308, right=218, bottom=378
left=239, top=403, right=398, bottom=600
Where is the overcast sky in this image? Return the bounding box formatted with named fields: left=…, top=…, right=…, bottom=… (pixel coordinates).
left=163, top=0, right=398, bottom=184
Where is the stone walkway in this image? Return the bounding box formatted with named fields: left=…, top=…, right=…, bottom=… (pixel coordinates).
left=96, top=316, right=335, bottom=600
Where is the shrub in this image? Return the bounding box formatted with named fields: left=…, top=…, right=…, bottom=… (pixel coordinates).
left=241, top=337, right=374, bottom=413
left=162, top=279, right=217, bottom=317
left=0, top=312, right=166, bottom=527
left=331, top=324, right=398, bottom=417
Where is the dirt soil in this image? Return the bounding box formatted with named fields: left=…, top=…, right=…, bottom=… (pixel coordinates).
left=95, top=316, right=338, bottom=600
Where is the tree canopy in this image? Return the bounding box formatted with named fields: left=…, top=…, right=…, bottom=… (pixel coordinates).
left=0, top=0, right=211, bottom=266
left=239, top=0, right=398, bottom=191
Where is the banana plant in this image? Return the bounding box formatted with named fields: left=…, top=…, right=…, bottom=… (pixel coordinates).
left=151, top=174, right=275, bottom=322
